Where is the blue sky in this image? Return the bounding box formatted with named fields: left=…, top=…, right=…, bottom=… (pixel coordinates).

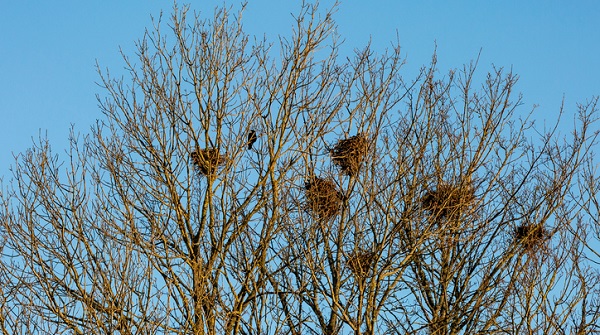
left=1, top=1, right=599, bottom=179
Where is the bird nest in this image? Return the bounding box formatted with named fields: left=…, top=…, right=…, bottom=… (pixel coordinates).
left=304, top=177, right=344, bottom=219
left=346, top=250, right=376, bottom=278
left=514, top=224, right=549, bottom=250
left=330, top=134, right=370, bottom=176
left=421, top=180, right=476, bottom=219
left=190, top=148, right=226, bottom=176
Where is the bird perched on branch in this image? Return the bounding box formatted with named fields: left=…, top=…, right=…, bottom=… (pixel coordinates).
left=247, top=130, right=257, bottom=150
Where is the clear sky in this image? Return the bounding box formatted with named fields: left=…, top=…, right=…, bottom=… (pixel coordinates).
left=1, top=1, right=599, bottom=179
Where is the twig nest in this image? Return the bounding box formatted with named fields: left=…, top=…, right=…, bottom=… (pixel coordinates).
left=514, top=224, right=549, bottom=250
left=421, top=179, right=476, bottom=219
left=191, top=148, right=226, bottom=176
left=346, top=250, right=376, bottom=278
left=304, top=177, right=343, bottom=219
left=330, top=134, right=370, bottom=176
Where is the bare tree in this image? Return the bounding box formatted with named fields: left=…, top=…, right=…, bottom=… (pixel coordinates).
left=1, top=3, right=599, bottom=335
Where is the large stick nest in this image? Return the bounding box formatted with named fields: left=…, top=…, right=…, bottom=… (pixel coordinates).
left=304, top=177, right=344, bottom=219
left=190, top=148, right=226, bottom=176
left=330, top=134, right=370, bottom=176
left=346, top=250, right=376, bottom=278
left=514, top=224, right=549, bottom=251
left=421, top=179, right=476, bottom=219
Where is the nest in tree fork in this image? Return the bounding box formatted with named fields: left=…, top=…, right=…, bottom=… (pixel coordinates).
left=514, top=224, right=549, bottom=250
left=330, top=134, right=370, bottom=176
left=190, top=148, right=226, bottom=176
left=421, top=179, right=476, bottom=219
left=304, top=177, right=343, bottom=219
left=346, top=251, right=376, bottom=278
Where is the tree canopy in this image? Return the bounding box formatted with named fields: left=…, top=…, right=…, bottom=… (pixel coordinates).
left=1, top=3, right=600, bottom=335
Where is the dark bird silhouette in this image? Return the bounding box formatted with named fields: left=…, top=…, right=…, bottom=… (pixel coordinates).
left=247, top=130, right=257, bottom=150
